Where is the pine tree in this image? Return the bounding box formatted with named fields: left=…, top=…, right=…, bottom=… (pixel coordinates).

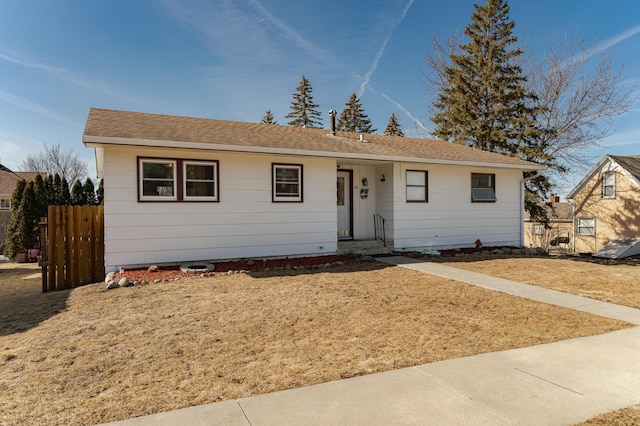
left=17, top=181, right=39, bottom=251
left=430, top=0, right=550, bottom=220
left=336, top=93, right=376, bottom=133
left=384, top=113, right=404, bottom=137
left=260, top=109, right=278, bottom=125
left=83, top=178, right=97, bottom=205
left=70, top=180, right=86, bottom=205
left=3, top=180, right=26, bottom=258
left=285, top=75, right=323, bottom=128
left=33, top=174, right=47, bottom=219
left=96, top=179, right=104, bottom=205
left=60, top=176, right=71, bottom=205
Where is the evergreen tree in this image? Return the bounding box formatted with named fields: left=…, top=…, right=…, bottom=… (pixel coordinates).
left=3, top=180, right=26, bottom=258
left=44, top=174, right=54, bottom=205
left=430, top=0, right=550, bottom=220
left=52, top=173, right=63, bottom=205
left=384, top=113, right=404, bottom=137
left=96, top=178, right=104, bottom=205
left=285, top=75, right=323, bottom=128
left=60, top=176, right=71, bottom=206
left=83, top=178, right=97, bottom=205
left=260, top=109, right=278, bottom=125
left=33, top=174, right=48, bottom=219
left=17, top=181, right=39, bottom=251
left=70, top=180, right=86, bottom=205
left=336, top=92, right=376, bottom=133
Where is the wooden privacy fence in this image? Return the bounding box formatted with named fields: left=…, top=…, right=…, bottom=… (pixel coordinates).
left=39, top=205, right=104, bottom=292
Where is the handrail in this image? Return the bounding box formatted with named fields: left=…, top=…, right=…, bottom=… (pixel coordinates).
left=373, top=214, right=386, bottom=247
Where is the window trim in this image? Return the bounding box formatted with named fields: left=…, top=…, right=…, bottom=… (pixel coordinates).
left=602, top=171, right=615, bottom=199
left=406, top=170, right=428, bottom=202
left=471, top=173, right=497, bottom=203
left=577, top=217, right=595, bottom=236
left=0, top=199, right=10, bottom=210
left=138, top=157, right=220, bottom=202
left=532, top=223, right=545, bottom=236
left=183, top=160, right=219, bottom=202
left=272, top=163, right=303, bottom=202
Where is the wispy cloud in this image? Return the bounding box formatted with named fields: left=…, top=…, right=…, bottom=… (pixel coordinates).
left=358, top=0, right=414, bottom=97
left=249, top=0, right=332, bottom=61
left=0, top=90, right=80, bottom=127
left=566, top=23, right=640, bottom=64
left=381, top=93, right=429, bottom=135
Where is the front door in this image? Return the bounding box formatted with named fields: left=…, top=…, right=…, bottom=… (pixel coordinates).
left=337, top=170, right=352, bottom=239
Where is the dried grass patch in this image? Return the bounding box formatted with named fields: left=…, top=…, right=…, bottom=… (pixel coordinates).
left=0, top=261, right=630, bottom=425
left=438, top=256, right=640, bottom=308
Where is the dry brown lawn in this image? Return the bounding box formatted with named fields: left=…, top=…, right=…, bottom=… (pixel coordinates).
left=0, top=259, right=633, bottom=425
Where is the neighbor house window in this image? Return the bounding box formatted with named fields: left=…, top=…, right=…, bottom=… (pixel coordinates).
left=184, top=161, right=218, bottom=201
left=471, top=173, right=496, bottom=202
left=602, top=172, right=615, bottom=198
left=532, top=224, right=545, bottom=235
left=139, top=159, right=177, bottom=201
left=273, top=164, right=303, bottom=202
left=577, top=217, right=595, bottom=236
left=406, top=170, right=428, bottom=202
left=0, top=199, right=10, bottom=210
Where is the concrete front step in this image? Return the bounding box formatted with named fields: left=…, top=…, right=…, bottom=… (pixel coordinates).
left=337, top=239, right=390, bottom=256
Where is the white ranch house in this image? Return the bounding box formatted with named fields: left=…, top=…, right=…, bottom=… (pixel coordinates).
left=83, top=108, right=544, bottom=271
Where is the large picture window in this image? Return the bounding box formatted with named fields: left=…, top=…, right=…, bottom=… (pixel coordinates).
left=138, top=158, right=219, bottom=202
left=471, top=173, right=497, bottom=202
left=406, top=170, right=428, bottom=202
left=273, top=164, right=303, bottom=202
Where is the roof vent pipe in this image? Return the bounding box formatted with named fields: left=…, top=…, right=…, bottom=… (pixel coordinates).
left=328, top=109, right=337, bottom=136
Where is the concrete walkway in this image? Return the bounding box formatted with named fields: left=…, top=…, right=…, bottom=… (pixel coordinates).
left=103, top=256, right=640, bottom=426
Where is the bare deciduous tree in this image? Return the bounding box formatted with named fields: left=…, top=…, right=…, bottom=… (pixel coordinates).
left=20, top=143, right=88, bottom=184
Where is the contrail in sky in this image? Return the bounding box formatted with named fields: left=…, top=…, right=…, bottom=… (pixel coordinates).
left=0, top=90, right=79, bottom=127
left=566, top=23, right=640, bottom=64
left=358, top=0, right=414, bottom=97
left=382, top=93, right=429, bottom=135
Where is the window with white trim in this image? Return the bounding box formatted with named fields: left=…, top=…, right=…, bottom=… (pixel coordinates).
left=602, top=171, right=615, bottom=198
left=471, top=173, right=496, bottom=202
left=0, top=199, right=10, bottom=210
left=577, top=217, right=595, bottom=236
left=406, top=170, right=428, bottom=202
left=184, top=161, right=217, bottom=201
left=273, top=164, right=303, bottom=202
left=140, top=159, right=177, bottom=201
left=532, top=224, right=545, bottom=235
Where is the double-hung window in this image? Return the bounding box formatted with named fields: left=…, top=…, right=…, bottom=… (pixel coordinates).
left=577, top=217, right=595, bottom=236
left=184, top=161, right=218, bottom=201
left=471, top=173, right=497, bottom=202
left=532, top=224, right=545, bottom=235
left=406, top=170, right=428, bottom=202
left=140, top=159, right=177, bottom=201
left=602, top=172, right=615, bottom=198
left=273, top=164, right=303, bottom=202
left=0, top=199, right=10, bottom=210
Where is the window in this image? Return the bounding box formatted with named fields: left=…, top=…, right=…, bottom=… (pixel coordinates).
left=406, top=170, right=428, bottom=202
left=138, top=158, right=219, bottom=202
left=0, top=199, right=10, bottom=210
left=471, top=173, right=496, bottom=202
left=602, top=172, right=615, bottom=198
left=577, top=217, right=595, bottom=236
left=532, top=224, right=545, bottom=235
left=184, top=161, right=218, bottom=201
left=273, top=164, right=303, bottom=202
left=140, top=159, right=177, bottom=201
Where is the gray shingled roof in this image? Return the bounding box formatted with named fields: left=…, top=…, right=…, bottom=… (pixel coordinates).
left=610, top=155, right=640, bottom=182
left=83, top=108, right=544, bottom=170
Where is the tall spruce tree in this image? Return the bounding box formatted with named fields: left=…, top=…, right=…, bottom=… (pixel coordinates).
left=260, top=109, right=278, bottom=125
left=285, top=75, right=323, bottom=128
left=384, top=113, right=404, bottom=137
left=83, top=178, right=97, bottom=205
left=70, top=180, right=86, bottom=205
left=3, top=180, right=27, bottom=258
left=96, top=178, right=104, bottom=205
left=430, top=0, right=551, bottom=221
left=336, top=93, right=376, bottom=133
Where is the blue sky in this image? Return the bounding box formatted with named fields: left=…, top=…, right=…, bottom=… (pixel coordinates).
left=0, top=0, right=639, bottom=195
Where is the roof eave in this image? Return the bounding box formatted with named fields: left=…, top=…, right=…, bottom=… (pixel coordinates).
left=83, top=135, right=545, bottom=171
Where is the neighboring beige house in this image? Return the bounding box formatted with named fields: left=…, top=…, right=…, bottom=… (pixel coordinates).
left=524, top=198, right=573, bottom=252
left=83, top=108, right=545, bottom=271
left=567, top=155, right=640, bottom=254
left=0, top=164, right=40, bottom=253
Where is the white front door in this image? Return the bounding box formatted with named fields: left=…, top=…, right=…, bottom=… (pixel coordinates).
left=337, top=170, right=352, bottom=239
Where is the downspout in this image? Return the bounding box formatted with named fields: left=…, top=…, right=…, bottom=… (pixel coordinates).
left=520, top=170, right=542, bottom=247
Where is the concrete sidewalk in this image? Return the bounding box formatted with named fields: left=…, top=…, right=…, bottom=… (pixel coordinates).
left=103, top=256, right=640, bottom=426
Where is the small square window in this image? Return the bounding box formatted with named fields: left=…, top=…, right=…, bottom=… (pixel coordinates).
left=471, top=173, right=496, bottom=202
left=577, top=217, right=595, bottom=236
left=273, top=164, right=303, bottom=202
left=140, top=159, right=177, bottom=201
left=184, top=161, right=218, bottom=201
left=602, top=172, right=615, bottom=198
left=0, top=199, right=10, bottom=210
left=406, top=170, right=428, bottom=202
left=532, top=224, right=545, bottom=235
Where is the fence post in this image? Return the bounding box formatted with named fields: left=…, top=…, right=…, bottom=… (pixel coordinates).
left=39, top=217, right=48, bottom=293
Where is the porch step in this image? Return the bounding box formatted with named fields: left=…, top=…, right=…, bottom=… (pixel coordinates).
left=337, top=239, right=390, bottom=256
